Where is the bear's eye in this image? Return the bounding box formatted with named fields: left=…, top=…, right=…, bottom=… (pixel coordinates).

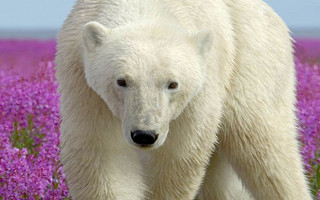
left=117, top=79, right=127, bottom=87
left=168, top=82, right=178, bottom=90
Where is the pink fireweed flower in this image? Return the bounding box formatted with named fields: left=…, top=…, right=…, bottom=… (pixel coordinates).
left=0, top=57, right=69, bottom=198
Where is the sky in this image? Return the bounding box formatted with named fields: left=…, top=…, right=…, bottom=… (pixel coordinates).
left=0, top=0, right=319, bottom=30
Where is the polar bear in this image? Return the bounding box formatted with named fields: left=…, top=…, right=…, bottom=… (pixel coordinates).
left=55, top=0, right=312, bottom=199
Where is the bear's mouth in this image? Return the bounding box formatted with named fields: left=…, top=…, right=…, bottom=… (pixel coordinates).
left=133, top=143, right=156, bottom=150
left=140, top=144, right=154, bottom=148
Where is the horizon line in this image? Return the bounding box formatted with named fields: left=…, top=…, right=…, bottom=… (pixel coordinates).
left=0, top=28, right=320, bottom=39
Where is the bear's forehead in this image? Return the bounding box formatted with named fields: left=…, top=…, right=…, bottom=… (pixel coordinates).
left=120, top=54, right=173, bottom=74
left=101, top=38, right=196, bottom=77
left=113, top=50, right=180, bottom=80
left=117, top=44, right=173, bottom=68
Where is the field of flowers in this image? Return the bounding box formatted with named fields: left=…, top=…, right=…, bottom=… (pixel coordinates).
left=0, top=39, right=319, bottom=199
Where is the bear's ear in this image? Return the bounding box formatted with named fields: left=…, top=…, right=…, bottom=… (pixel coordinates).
left=83, top=21, right=111, bottom=52
left=191, top=29, right=213, bottom=60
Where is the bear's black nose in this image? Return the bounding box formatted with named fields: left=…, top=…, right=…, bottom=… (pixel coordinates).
left=131, top=130, right=158, bottom=146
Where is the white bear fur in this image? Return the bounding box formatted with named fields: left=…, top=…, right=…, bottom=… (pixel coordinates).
left=55, top=0, right=312, bottom=199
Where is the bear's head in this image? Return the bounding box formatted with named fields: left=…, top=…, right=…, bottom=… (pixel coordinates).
left=82, top=21, right=212, bottom=150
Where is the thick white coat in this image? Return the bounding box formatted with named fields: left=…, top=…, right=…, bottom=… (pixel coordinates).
left=56, top=0, right=312, bottom=199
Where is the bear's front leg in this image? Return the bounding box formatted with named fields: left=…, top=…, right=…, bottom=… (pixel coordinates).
left=220, top=104, right=312, bottom=200
left=145, top=107, right=220, bottom=200
left=198, top=150, right=253, bottom=200
left=59, top=97, right=146, bottom=200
